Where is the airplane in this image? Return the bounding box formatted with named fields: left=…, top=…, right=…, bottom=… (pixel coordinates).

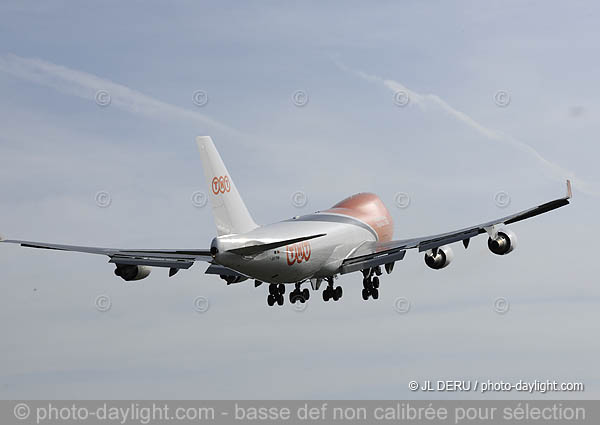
left=1, top=136, right=572, bottom=306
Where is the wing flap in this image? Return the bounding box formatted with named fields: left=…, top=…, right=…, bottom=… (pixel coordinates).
left=417, top=228, right=481, bottom=252
left=109, top=256, right=195, bottom=269
left=340, top=248, right=406, bottom=275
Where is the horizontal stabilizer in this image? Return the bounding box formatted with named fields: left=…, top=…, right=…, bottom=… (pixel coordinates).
left=205, top=264, right=247, bottom=278
left=226, top=234, right=326, bottom=256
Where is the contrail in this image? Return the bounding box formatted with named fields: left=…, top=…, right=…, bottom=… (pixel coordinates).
left=335, top=60, right=596, bottom=195
left=0, top=53, right=242, bottom=137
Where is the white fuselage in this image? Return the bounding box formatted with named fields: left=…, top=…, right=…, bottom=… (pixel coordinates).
left=212, top=213, right=379, bottom=284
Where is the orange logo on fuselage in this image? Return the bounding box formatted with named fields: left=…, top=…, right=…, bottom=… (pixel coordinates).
left=286, top=242, right=311, bottom=265
left=212, top=176, right=231, bottom=194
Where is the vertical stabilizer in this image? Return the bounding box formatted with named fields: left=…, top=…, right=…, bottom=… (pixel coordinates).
left=196, top=136, right=258, bottom=236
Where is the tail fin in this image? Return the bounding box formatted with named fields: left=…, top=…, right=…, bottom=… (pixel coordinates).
left=196, top=136, right=258, bottom=236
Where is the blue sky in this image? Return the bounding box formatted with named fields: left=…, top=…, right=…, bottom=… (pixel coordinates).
left=1, top=1, right=599, bottom=399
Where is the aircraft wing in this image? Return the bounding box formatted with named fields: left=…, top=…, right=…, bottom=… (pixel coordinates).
left=339, top=180, right=572, bottom=273
left=0, top=232, right=328, bottom=276
left=0, top=239, right=212, bottom=270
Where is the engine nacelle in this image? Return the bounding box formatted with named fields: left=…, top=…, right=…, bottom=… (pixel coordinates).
left=424, top=246, right=454, bottom=270
left=220, top=274, right=248, bottom=285
left=114, top=264, right=151, bottom=281
left=488, top=229, right=517, bottom=255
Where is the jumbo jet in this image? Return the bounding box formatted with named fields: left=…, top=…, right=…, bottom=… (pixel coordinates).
left=1, top=136, right=572, bottom=306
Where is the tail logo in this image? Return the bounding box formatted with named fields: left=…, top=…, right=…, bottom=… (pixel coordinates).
left=286, top=242, right=311, bottom=265
left=212, top=176, right=231, bottom=194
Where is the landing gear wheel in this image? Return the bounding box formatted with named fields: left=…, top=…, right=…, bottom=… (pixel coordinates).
left=372, top=276, right=380, bottom=289
left=363, top=278, right=371, bottom=289
left=278, top=284, right=285, bottom=295
left=277, top=295, right=284, bottom=306
left=267, top=294, right=275, bottom=306
left=269, top=284, right=278, bottom=296
left=291, top=293, right=303, bottom=304
left=335, top=286, right=343, bottom=299
left=360, top=272, right=380, bottom=300
left=290, top=285, right=309, bottom=304
left=323, top=290, right=330, bottom=302
left=362, top=288, right=369, bottom=300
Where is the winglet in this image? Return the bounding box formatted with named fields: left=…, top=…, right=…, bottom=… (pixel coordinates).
left=566, top=179, right=572, bottom=199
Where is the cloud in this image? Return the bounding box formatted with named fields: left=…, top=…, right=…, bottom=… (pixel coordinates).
left=335, top=60, right=597, bottom=196
left=0, top=53, right=242, bottom=138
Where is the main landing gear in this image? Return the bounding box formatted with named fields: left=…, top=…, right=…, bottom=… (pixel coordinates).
left=361, top=267, right=381, bottom=300
left=322, top=277, right=343, bottom=302
left=290, top=283, right=310, bottom=304
left=267, top=283, right=285, bottom=306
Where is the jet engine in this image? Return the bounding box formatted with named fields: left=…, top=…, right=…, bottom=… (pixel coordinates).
left=114, top=264, right=151, bottom=281
left=424, top=246, right=454, bottom=270
left=488, top=229, right=517, bottom=255
left=220, top=275, right=248, bottom=285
